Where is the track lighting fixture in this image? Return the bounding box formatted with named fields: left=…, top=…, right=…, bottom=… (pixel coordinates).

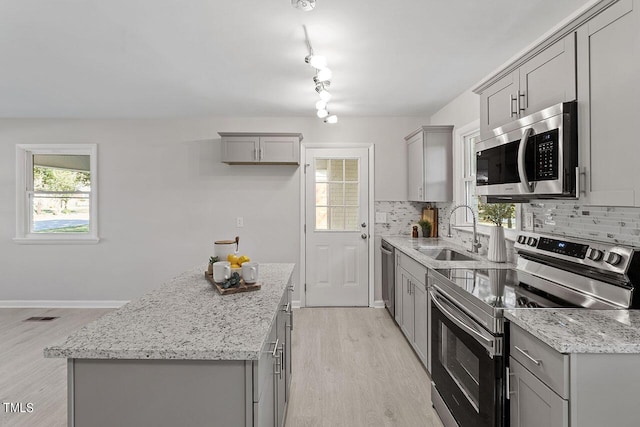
left=292, top=0, right=316, bottom=11
left=303, top=25, right=339, bottom=124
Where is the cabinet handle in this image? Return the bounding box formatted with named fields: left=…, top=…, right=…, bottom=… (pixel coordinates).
left=289, top=309, right=294, bottom=331
left=282, top=302, right=290, bottom=312
left=419, top=187, right=423, bottom=200
left=514, top=345, right=541, bottom=366
left=506, top=366, right=514, bottom=400
left=518, top=90, right=526, bottom=114
left=273, top=338, right=282, bottom=377
left=510, top=94, right=518, bottom=117
left=288, top=284, right=294, bottom=292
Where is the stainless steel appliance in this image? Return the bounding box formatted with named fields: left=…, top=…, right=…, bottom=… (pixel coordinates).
left=429, top=232, right=640, bottom=427
left=475, top=101, right=578, bottom=201
left=381, top=239, right=395, bottom=317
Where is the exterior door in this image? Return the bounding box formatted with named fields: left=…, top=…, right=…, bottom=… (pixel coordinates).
left=305, top=148, right=370, bottom=306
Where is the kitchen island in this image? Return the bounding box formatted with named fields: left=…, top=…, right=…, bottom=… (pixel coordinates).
left=45, top=263, right=294, bottom=427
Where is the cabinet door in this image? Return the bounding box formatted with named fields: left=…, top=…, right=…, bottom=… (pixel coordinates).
left=479, top=70, right=519, bottom=140
left=401, top=272, right=415, bottom=340
left=284, top=288, right=292, bottom=400
left=509, top=357, right=569, bottom=427
left=275, top=298, right=287, bottom=427
left=424, top=130, right=453, bottom=201
left=254, top=324, right=277, bottom=427
left=413, top=281, right=428, bottom=365
left=394, top=255, right=403, bottom=325
left=259, top=136, right=300, bottom=164
left=519, top=33, right=576, bottom=116
left=407, top=133, right=425, bottom=201
left=221, top=136, right=260, bottom=163
left=577, top=0, right=639, bottom=206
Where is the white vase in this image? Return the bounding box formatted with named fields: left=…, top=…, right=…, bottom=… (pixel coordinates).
left=488, top=226, right=507, bottom=263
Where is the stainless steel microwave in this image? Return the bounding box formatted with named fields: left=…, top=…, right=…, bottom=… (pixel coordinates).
left=475, top=101, right=578, bottom=202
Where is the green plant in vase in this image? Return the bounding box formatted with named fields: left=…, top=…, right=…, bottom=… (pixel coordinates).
left=477, top=202, right=513, bottom=262
left=207, top=256, right=219, bottom=275
left=418, top=219, right=432, bottom=238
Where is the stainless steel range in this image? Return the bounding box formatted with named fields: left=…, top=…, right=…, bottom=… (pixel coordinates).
left=429, top=232, right=640, bottom=427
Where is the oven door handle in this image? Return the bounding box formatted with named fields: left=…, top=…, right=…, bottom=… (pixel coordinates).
left=430, top=289, right=497, bottom=357
left=517, top=127, right=534, bottom=193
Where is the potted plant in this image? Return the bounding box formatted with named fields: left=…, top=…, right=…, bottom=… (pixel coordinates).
left=478, top=202, right=514, bottom=262
left=418, top=218, right=432, bottom=238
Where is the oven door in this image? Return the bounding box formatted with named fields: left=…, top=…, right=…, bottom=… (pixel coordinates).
left=430, top=288, right=504, bottom=427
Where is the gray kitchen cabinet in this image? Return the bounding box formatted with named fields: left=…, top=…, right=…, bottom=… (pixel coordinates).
left=405, top=126, right=453, bottom=202
left=477, top=33, right=576, bottom=140
left=394, top=253, right=403, bottom=325
left=509, top=356, right=569, bottom=427
left=219, top=132, right=303, bottom=165
left=395, top=250, right=429, bottom=367
left=508, top=321, right=640, bottom=427
left=577, top=0, right=640, bottom=206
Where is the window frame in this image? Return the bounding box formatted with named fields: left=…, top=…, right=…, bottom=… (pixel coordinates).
left=452, top=121, right=521, bottom=240
left=14, top=144, right=99, bottom=244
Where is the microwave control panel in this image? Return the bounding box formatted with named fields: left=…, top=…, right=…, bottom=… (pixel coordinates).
left=534, top=129, right=559, bottom=181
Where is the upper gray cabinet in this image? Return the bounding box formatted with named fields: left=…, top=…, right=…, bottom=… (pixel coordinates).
left=477, top=33, right=576, bottom=140
left=219, top=132, right=303, bottom=165
left=577, top=0, right=639, bottom=206
left=405, top=126, right=453, bottom=202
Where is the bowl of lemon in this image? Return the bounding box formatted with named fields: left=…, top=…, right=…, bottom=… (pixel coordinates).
left=227, top=253, right=251, bottom=275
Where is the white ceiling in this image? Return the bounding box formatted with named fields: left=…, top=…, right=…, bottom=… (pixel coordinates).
left=0, top=0, right=591, bottom=119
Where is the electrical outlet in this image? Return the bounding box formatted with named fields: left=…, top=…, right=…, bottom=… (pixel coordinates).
left=525, top=212, right=534, bottom=230
left=236, top=217, right=244, bottom=228
left=375, top=212, right=388, bottom=223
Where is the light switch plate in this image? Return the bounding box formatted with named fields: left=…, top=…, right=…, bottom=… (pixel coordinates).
left=375, top=212, right=388, bottom=223
left=524, top=212, right=534, bottom=230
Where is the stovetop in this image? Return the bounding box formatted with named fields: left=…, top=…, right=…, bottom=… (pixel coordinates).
left=434, top=267, right=575, bottom=310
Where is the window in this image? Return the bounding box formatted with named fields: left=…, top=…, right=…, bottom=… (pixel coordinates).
left=314, top=158, right=359, bottom=231
left=454, top=123, right=517, bottom=231
left=15, top=144, right=98, bottom=243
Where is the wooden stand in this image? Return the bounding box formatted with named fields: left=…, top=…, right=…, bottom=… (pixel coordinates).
left=422, top=206, right=438, bottom=237
left=204, top=272, right=261, bottom=295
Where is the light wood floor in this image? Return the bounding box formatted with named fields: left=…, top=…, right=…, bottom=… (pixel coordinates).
left=285, top=308, right=444, bottom=427
left=0, top=307, right=112, bottom=427
left=0, top=307, right=443, bottom=427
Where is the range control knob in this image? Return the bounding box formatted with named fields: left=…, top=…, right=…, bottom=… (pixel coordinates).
left=587, top=248, right=604, bottom=261
left=527, top=237, right=538, bottom=247
left=517, top=235, right=527, bottom=244
left=605, top=252, right=623, bottom=266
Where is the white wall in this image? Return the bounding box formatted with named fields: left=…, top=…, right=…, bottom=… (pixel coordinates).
left=429, top=89, right=479, bottom=128
left=0, top=116, right=424, bottom=303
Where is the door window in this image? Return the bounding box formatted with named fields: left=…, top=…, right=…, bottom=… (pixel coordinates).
left=314, top=158, right=359, bottom=231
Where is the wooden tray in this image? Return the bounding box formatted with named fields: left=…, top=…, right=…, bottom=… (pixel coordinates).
left=204, top=272, right=261, bottom=295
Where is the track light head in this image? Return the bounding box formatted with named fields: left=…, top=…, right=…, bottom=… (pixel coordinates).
left=292, top=0, right=316, bottom=11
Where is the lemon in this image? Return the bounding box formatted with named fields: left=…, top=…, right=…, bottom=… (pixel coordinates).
left=227, top=254, right=239, bottom=264
left=231, top=264, right=241, bottom=269
left=238, top=255, right=251, bottom=265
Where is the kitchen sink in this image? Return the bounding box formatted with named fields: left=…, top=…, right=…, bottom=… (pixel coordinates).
left=418, top=248, right=476, bottom=261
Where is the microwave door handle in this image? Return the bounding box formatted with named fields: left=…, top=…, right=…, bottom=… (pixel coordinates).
left=518, top=127, right=534, bottom=193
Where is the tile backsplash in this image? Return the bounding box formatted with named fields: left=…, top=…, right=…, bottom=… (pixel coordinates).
left=374, top=201, right=430, bottom=236
left=525, top=202, right=640, bottom=247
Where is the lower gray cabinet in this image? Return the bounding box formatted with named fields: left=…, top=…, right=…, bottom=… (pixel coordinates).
left=395, top=250, right=429, bottom=368
left=508, top=356, right=569, bottom=427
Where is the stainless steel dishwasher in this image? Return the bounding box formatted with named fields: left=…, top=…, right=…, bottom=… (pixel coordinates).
left=380, top=239, right=395, bottom=317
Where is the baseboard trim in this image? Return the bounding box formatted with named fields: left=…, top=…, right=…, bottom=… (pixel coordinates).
left=0, top=300, right=129, bottom=308
left=292, top=300, right=302, bottom=309
left=372, top=300, right=385, bottom=309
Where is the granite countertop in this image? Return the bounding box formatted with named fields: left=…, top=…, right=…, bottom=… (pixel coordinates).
left=44, top=263, right=294, bottom=361
left=505, top=309, right=640, bottom=354
left=382, top=235, right=514, bottom=270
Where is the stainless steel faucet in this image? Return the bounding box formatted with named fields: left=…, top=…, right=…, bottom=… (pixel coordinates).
left=448, top=204, right=482, bottom=253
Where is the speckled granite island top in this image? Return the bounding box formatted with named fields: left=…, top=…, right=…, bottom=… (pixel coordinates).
left=505, top=309, right=640, bottom=354
left=382, top=236, right=514, bottom=269
left=44, top=263, right=294, bottom=361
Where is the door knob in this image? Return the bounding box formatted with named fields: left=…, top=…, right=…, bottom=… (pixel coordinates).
left=361, top=233, right=368, bottom=239
left=361, top=222, right=367, bottom=228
